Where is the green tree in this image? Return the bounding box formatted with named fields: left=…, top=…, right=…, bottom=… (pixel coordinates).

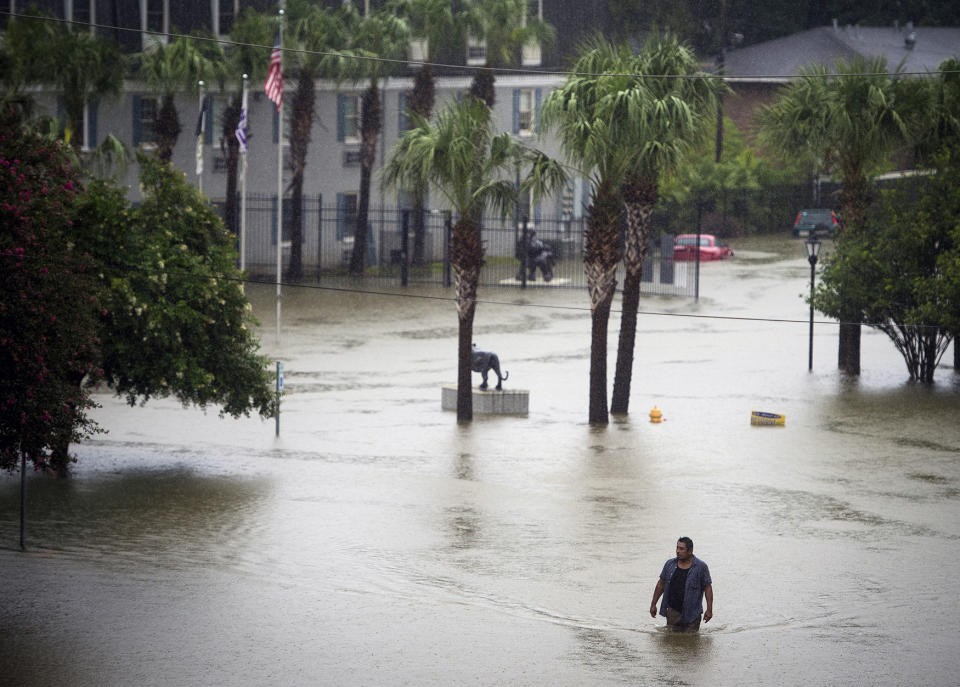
left=383, top=98, right=565, bottom=420
left=0, top=13, right=124, bottom=151
left=48, top=23, right=124, bottom=150
left=345, top=6, right=410, bottom=275
left=603, top=34, right=724, bottom=415
left=758, top=56, right=915, bottom=375
left=135, top=36, right=225, bottom=162
left=0, top=110, right=102, bottom=472
left=541, top=40, right=631, bottom=424
left=813, top=154, right=960, bottom=383
left=73, top=154, right=277, bottom=420
left=393, top=0, right=461, bottom=265
left=464, top=0, right=554, bottom=107
left=284, top=0, right=351, bottom=281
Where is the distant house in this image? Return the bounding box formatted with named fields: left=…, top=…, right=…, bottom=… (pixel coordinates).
left=719, top=23, right=960, bottom=139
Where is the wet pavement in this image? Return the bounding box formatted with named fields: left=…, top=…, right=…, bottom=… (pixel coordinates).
left=2, top=234, right=960, bottom=686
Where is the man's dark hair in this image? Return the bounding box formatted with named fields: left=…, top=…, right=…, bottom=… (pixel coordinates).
left=678, top=536, right=694, bottom=552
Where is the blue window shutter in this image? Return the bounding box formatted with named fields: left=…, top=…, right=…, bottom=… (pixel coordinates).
left=398, top=91, right=408, bottom=133
left=132, top=95, right=142, bottom=147
left=337, top=94, right=345, bottom=142
left=204, top=96, right=214, bottom=145
left=88, top=99, right=99, bottom=148
left=534, top=88, right=542, bottom=131
left=336, top=193, right=346, bottom=240
left=512, top=89, right=520, bottom=134
left=273, top=108, right=279, bottom=144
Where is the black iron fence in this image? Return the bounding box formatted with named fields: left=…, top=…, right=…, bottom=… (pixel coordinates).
left=218, top=194, right=701, bottom=297
left=212, top=177, right=930, bottom=295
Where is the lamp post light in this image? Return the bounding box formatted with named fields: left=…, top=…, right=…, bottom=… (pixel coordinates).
left=805, top=231, right=822, bottom=371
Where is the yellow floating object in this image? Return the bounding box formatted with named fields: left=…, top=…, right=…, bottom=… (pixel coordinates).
left=751, top=411, right=785, bottom=426
left=649, top=406, right=663, bottom=423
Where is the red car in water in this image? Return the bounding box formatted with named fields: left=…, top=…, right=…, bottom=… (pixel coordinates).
left=673, top=234, right=734, bottom=261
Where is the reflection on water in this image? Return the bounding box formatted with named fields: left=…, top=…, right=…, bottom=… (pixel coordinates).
left=2, top=234, right=960, bottom=686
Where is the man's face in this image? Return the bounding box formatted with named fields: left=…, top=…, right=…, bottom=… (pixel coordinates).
left=676, top=542, right=692, bottom=562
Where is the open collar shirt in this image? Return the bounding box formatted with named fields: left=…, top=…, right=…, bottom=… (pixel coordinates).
left=658, top=555, right=712, bottom=624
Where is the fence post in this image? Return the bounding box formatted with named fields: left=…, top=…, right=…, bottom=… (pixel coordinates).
left=443, top=211, right=452, bottom=288
left=316, top=199, right=323, bottom=282
left=520, top=216, right=529, bottom=289
left=401, top=209, right=409, bottom=287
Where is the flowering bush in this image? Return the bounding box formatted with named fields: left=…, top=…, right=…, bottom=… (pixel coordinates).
left=0, top=108, right=102, bottom=472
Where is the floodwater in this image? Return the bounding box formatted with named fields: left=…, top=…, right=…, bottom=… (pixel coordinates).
left=2, top=235, right=960, bottom=686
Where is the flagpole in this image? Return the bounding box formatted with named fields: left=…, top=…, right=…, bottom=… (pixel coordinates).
left=239, top=74, right=248, bottom=273
left=275, top=11, right=284, bottom=342
left=197, top=80, right=204, bottom=194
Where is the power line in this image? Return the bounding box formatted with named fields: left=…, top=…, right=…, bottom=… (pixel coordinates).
left=238, top=276, right=941, bottom=331
left=2, top=11, right=956, bottom=82
left=0, top=248, right=949, bottom=330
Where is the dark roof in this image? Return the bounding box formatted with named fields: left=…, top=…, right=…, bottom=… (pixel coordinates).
left=722, top=25, right=960, bottom=82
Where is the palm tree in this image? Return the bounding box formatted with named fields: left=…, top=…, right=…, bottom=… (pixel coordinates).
left=6, top=15, right=124, bottom=151
left=464, top=0, right=554, bottom=108
left=758, top=56, right=914, bottom=375
left=136, top=37, right=224, bottom=162
left=284, top=0, right=351, bottom=281
left=221, top=8, right=275, bottom=237
left=605, top=35, right=724, bottom=415
left=393, top=0, right=461, bottom=266
left=383, top=98, right=565, bottom=420
left=540, top=41, right=631, bottom=425
left=345, top=7, right=410, bottom=275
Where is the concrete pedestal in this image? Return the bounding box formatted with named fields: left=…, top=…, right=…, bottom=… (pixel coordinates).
left=441, top=386, right=529, bottom=415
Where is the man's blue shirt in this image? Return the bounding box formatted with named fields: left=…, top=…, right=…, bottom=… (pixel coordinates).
left=659, top=556, right=712, bottom=624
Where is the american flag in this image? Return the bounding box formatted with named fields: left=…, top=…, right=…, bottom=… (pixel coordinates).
left=236, top=86, right=248, bottom=153
left=264, top=34, right=283, bottom=111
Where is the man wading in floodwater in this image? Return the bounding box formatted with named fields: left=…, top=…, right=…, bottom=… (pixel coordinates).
left=649, top=537, right=713, bottom=632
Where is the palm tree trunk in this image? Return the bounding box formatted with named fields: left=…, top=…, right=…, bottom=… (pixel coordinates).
left=584, top=183, right=623, bottom=425
left=611, top=178, right=657, bottom=414
left=470, top=67, right=496, bottom=108
left=156, top=93, right=181, bottom=163
left=836, top=174, right=869, bottom=375
left=452, top=217, right=484, bottom=421
left=222, top=94, right=242, bottom=237
left=611, top=272, right=639, bottom=414
left=410, top=66, right=435, bottom=267
left=589, top=283, right=615, bottom=424
left=351, top=83, right=381, bottom=275
left=412, top=191, right=427, bottom=265
left=287, top=76, right=316, bottom=282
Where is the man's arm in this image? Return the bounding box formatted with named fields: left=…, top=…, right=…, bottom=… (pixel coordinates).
left=649, top=578, right=664, bottom=618
left=703, top=584, right=713, bottom=623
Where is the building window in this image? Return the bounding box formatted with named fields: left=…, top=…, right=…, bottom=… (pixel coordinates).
left=336, top=192, right=358, bottom=241
left=338, top=93, right=361, bottom=144
left=146, top=0, right=164, bottom=32
left=466, top=34, right=487, bottom=66
left=217, top=0, right=237, bottom=36
left=141, top=0, right=168, bottom=49
left=273, top=107, right=292, bottom=145
left=69, top=0, right=92, bottom=26
left=516, top=89, right=534, bottom=136
left=134, top=95, right=159, bottom=148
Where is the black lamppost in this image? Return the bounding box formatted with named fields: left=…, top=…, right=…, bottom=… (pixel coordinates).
left=805, top=232, right=822, bottom=371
